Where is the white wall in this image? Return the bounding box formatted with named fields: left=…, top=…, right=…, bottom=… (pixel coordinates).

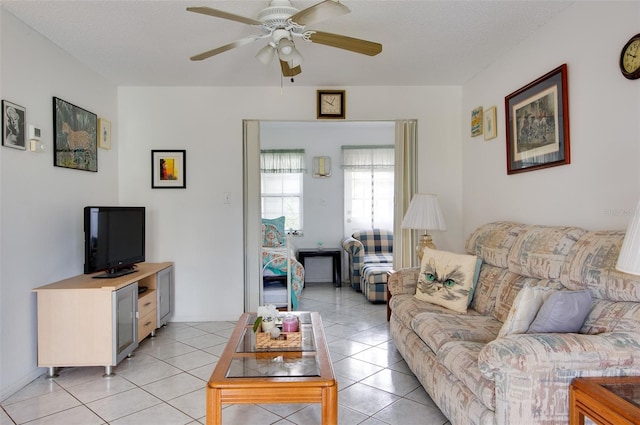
left=462, top=1, right=640, bottom=237
left=118, top=85, right=463, bottom=321
left=0, top=11, right=118, bottom=400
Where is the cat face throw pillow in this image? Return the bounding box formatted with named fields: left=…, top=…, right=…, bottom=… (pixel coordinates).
left=415, top=248, right=478, bottom=313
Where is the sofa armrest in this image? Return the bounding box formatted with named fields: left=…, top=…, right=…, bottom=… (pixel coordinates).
left=387, top=267, right=420, bottom=296
left=479, top=332, right=640, bottom=379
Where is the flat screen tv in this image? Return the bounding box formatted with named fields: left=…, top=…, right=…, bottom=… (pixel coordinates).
left=84, top=206, right=145, bottom=278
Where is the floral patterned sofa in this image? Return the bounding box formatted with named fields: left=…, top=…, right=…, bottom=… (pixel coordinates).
left=388, top=221, right=640, bottom=425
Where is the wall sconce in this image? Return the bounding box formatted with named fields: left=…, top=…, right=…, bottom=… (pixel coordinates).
left=312, top=156, right=331, bottom=178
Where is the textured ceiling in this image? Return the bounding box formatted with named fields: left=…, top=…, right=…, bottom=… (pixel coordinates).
left=2, top=0, right=575, bottom=87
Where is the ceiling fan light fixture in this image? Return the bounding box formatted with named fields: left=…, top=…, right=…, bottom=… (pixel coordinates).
left=287, top=47, right=303, bottom=67
left=278, top=38, right=294, bottom=57
left=256, top=43, right=276, bottom=65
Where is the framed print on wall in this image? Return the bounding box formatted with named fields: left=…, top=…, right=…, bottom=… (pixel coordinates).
left=471, top=106, right=483, bottom=137
left=152, top=150, right=186, bottom=188
left=483, top=106, right=497, bottom=141
left=505, top=64, right=570, bottom=175
left=2, top=100, right=26, bottom=150
left=98, top=118, right=112, bottom=149
left=53, top=97, right=98, bottom=172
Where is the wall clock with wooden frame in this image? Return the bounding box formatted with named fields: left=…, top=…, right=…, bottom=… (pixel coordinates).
left=620, top=33, right=640, bottom=80
left=317, top=90, right=345, bottom=119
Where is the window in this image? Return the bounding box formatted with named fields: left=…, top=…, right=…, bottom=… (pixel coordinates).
left=260, top=149, right=305, bottom=232
left=342, top=145, right=395, bottom=232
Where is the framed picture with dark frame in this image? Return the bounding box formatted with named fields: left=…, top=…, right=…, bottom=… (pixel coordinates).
left=505, top=64, right=570, bottom=174
left=151, top=150, right=186, bottom=189
left=2, top=100, right=26, bottom=150
left=53, top=97, right=98, bottom=172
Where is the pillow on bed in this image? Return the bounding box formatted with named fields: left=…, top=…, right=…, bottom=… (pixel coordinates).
left=262, top=216, right=285, bottom=237
left=414, top=248, right=478, bottom=313
left=262, top=223, right=284, bottom=247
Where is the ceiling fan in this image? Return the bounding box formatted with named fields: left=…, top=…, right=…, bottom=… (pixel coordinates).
left=187, top=0, right=382, bottom=78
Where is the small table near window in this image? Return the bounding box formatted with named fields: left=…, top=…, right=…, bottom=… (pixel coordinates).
left=297, top=248, right=341, bottom=287
left=569, top=376, right=640, bottom=425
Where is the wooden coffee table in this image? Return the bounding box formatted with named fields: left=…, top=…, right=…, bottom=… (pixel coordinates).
left=206, top=311, right=337, bottom=425
left=570, top=376, right=640, bottom=425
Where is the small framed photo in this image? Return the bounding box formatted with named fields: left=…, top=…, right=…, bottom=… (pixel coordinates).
left=483, top=106, right=497, bottom=141
left=2, top=100, right=26, bottom=150
left=505, top=64, right=570, bottom=174
left=98, top=118, right=112, bottom=149
left=53, top=97, right=97, bottom=172
left=471, top=106, right=483, bottom=137
left=152, top=150, right=186, bottom=189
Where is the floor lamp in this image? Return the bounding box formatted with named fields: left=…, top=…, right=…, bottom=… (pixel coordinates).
left=401, top=193, right=447, bottom=264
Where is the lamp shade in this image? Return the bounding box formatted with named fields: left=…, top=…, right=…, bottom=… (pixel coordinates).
left=401, top=193, right=447, bottom=231
left=256, top=43, right=276, bottom=65
left=616, top=199, right=640, bottom=275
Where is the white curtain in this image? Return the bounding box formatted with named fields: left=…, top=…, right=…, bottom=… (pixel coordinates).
left=260, top=149, right=306, bottom=173
left=341, top=145, right=395, bottom=169
left=393, top=120, right=418, bottom=270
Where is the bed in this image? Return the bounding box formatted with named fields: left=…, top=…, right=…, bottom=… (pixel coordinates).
left=261, top=220, right=304, bottom=310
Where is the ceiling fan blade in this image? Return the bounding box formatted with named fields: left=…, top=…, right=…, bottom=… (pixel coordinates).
left=308, top=31, right=382, bottom=56
left=280, top=60, right=302, bottom=77
left=186, top=6, right=262, bottom=26
left=289, top=0, right=350, bottom=26
left=190, top=37, right=259, bottom=61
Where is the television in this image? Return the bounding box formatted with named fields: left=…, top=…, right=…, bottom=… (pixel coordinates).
left=84, top=206, right=146, bottom=278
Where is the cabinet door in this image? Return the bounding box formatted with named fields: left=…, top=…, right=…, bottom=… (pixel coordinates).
left=113, top=283, right=139, bottom=364
left=157, top=267, right=172, bottom=327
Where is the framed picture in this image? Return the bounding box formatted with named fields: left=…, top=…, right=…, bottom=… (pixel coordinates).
left=483, top=106, right=497, bottom=141
left=505, top=64, right=570, bottom=174
left=98, top=118, right=111, bottom=150
left=471, top=106, right=483, bottom=137
left=53, top=97, right=97, bottom=172
left=2, top=100, right=26, bottom=150
left=152, top=150, right=186, bottom=189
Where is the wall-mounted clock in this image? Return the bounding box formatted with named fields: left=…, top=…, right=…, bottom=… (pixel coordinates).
left=620, top=33, right=640, bottom=80
left=317, top=90, right=345, bottom=119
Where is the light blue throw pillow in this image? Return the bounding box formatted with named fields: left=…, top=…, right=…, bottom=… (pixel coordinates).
left=527, top=290, right=592, bottom=334
left=262, top=216, right=285, bottom=237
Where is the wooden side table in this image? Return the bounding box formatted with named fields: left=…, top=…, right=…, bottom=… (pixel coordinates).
left=570, top=376, right=640, bottom=425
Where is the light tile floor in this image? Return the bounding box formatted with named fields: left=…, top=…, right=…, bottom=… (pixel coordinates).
left=1, top=282, right=450, bottom=425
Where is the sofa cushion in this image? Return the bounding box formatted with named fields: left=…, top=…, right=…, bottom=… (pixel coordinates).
left=498, top=284, right=556, bottom=337
left=469, top=264, right=509, bottom=316
left=507, top=225, right=586, bottom=280
left=363, top=253, right=393, bottom=264
left=411, top=312, right=502, bottom=353
left=465, top=221, right=524, bottom=268
left=437, top=341, right=496, bottom=410
left=415, top=248, right=479, bottom=313
left=560, top=230, right=640, bottom=302
left=390, top=294, right=472, bottom=331
left=492, top=274, right=562, bottom=323
left=581, top=300, right=640, bottom=334
left=527, top=290, right=592, bottom=333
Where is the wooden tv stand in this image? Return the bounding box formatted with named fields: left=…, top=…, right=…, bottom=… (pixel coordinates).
left=33, top=262, right=173, bottom=377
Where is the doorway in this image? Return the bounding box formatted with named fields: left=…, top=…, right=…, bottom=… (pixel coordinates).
left=243, top=120, right=417, bottom=312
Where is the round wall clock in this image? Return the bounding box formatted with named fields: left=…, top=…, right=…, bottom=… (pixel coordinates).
left=620, top=33, right=640, bottom=80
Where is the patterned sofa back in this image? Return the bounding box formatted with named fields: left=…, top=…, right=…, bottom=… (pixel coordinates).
left=465, top=222, right=640, bottom=330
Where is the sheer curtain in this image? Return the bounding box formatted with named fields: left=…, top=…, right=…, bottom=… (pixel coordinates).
left=342, top=145, right=395, bottom=234
left=394, top=120, right=418, bottom=270
left=260, top=149, right=306, bottom=173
